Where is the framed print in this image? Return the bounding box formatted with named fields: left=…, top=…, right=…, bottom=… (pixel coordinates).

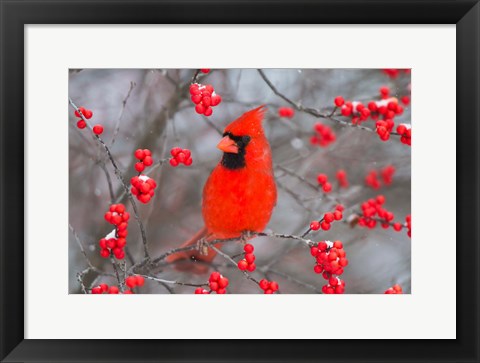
left=1, top=1, right=479, bottom=362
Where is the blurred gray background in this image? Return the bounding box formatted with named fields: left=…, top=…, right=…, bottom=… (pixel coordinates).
left=69, top=69, right=411, bottom=294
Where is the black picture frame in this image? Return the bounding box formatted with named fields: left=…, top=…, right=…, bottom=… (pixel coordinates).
left=1, top=1, right=478, bottom=362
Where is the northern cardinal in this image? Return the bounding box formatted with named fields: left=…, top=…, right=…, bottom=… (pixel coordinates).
left=167, top=106, right=277, bottom=272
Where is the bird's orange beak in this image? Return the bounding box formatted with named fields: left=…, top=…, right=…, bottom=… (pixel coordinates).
left=217, top=135, right=239, bottom=154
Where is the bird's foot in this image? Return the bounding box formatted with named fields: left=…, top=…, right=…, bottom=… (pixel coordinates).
left=240, top=230, right=254, bottom=243
left=196, top=237, right=209, bottom=256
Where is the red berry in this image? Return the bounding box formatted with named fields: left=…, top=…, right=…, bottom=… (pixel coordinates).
left=259, top=279, right=270, bottom=290
left=245, top=253, right=256, bottom=264
left=109, top=286, right=119, bottom=294
left=322, top=182, right=332, bottom=193
left=209, top=272, right=220, bottom=282
left=100, top=248, right=110, bottom=258
left=269, top=281, right=279, bottom=291
left=218, top=277, right=229, bottom=288
left=211, top=95, right=222, bottom=106
left=189, top=84, right=200, bottom=95
left=310, top=220, right=320, bottom=231
left=135, top=162, right=145, bottom=172
left=401, top=96, right=410, bottom=105
left=76, top=120, right=87, bottom=129
left=320, top=221, right=331, bottom=230
left=134, top=149, right=145, bottom=160
left=333, top=210, right=343, bottom=220
left=93, top=125, right=103, bottom=135
left=238, top=260, right=248, bottom=270
left=393, top=223, right=403, bottom=231
left=135, top=276, right=145, bottom=287
left=200, top=69, right=210, bottom=74
left=317, top=174, right=328, bottom=185
left=209, top=282, right=219, bottom=291
left=244, top=244, right=254, bottom=253
left=203, top=107, right=213, bottom=116
left=91, top=286, right=103, bottom=294
left=74, top=107, right=86, bottom=118
left=143, top=156, right=153, bottom=166
left=83, top=109, right=93, bottom=119
left=195, top=104, right=205, bottom=114
left=334, top=96, right=345, bottom=107
left=126, top=276, right=137, bottom=288
left=324, top=212, right=334, bottom=223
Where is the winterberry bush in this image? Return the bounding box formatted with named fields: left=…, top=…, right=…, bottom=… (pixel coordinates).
left=69, top=69, right=411, bottom=294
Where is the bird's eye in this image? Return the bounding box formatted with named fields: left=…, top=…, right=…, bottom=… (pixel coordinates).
left=242, top=135, right=251, bottom=144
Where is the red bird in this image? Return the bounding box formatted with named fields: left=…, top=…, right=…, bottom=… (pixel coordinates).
left=167, top=106, right=277, bottom=271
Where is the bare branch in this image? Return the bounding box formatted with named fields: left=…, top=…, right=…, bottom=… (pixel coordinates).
left=110, top=81, right=136, bottom=148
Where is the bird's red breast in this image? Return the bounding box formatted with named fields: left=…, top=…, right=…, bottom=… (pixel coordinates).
left=202, top=106, right=277, bottom=238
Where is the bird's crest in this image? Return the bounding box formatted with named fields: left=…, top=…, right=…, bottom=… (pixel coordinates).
left=224, top=105, right=267, bottom=137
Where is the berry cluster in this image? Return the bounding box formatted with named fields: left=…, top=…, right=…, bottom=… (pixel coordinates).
left=396, top=124, right=412, bottom=146
left=259, top=279, right=279, bottom=294
left=365, top=165, right=395, bottom=189
left=73, top=106, right=104, bottom=135
left=356, top=196, right=411, bottom=237
left=309, top=205, right=344, bottom=232
left=126, top=275, right=145, bottom=289
left=382, top=69, right=411, bottom=78
left=322, top=276, right=346, bottom=294
left=310, top=123, right=336, bottom=147
left=74, top=106, right=93, bottom=129
left=190, top=83, right=222, bottom=116
left=134, top=149, right=154, bottom=173
left=316, top=173, right=333, bottom=193
left=375, top=118, right=396, bottom=141
left=358, top=195, right=394, bottom=229
left=237, top=244, right=256, bottom=272
left=169, top=147, right=193, bottom=167
left=384, top=284, right=403, bottom=294
left=334, top=90, right=410, bottom=144
left=278, top=107, right=295, bottom=118
left=208, top=271, right=229, bottom=294
left=310, top=240, right=348, bottom=294
left=381, top=165, right=395, bottom=185
left=131, top=175, right=157, bottom=204
left=91, top=284, right=132, bottom=294
left=336, top=169, right=349, bottom=188
left=101, top=203, right=130, bottom=259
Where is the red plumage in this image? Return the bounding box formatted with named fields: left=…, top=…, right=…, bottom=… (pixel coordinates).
left=167, top=106, right=277, bottom=271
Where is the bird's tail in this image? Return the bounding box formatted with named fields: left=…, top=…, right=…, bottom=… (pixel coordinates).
left=166, top=227, right=218, bottom=273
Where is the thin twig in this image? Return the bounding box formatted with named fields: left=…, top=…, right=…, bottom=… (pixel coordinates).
left=141, top=274, right=208, bottom=288
left=98, top=161, right=115, bottom=204
left=110, top=81, right=136, bottom=148
left=265, top=269, right=322, bottom=293
left=110, top=254, right=125, bottom=292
